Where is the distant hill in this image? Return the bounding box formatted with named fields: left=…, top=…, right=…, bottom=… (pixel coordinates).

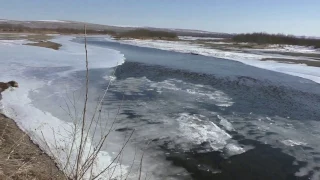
left=0, top=19, right=231, bottom=38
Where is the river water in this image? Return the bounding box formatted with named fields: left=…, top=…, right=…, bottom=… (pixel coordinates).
left=34, top=37, right=320, bottom=180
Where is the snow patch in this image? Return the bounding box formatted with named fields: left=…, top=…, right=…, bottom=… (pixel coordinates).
left=0, top=39, right=30, bottom=46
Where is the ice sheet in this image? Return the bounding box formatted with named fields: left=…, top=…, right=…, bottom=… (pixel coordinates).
left=0, top=36, right=127, bottom=179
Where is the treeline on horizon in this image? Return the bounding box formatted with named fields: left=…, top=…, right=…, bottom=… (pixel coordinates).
left=0, top=23, right=116, bottom=35
left=116, top=29, right=178, bottom=39
left=232, top=33, right=320, bottom=48
left=0, top=23, right=177, bottom=39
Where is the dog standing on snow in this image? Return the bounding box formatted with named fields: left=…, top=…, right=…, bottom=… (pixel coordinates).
left=0, top=81, right=19, bottom=113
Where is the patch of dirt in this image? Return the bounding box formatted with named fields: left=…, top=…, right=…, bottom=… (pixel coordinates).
left=25, top=41, right=62, bottom=50
left=0, top=114, right=67, bottom=180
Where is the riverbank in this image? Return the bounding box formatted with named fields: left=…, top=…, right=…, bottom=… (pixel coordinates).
left=0, top=113, right=66, bottom=180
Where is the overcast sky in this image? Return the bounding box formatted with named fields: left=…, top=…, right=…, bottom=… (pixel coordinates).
left=1, top=0, right=319, bottom=36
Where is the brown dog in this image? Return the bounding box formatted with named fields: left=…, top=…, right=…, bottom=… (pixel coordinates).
left=0, top=81, right=19, bottom=100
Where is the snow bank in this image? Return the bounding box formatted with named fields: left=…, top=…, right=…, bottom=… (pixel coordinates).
left=0, top=36, right=127, bottom=179
left=261, top=44, right=320, bottom=54
left=35, top=20, right=67, bottom=23
left=0, top=39, right=30, bottom=46
left=114, top=38, right=267, bottom=61
left=112, top=38, right=320, bottom=84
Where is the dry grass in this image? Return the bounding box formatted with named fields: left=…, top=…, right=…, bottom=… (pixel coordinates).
left=0, top=114, right=66, bottom=180
left=24, top=34, right=62, bottom=50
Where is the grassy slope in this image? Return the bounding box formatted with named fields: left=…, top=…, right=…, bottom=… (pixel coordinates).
left=0, top=114, right=66, bottom=180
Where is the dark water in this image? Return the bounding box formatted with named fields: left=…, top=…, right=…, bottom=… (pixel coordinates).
left=75, top=38, right=320, bottom=180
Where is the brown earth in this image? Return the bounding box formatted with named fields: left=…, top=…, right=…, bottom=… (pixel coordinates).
left=25, top=41, right=62, bottom=50
left=0, top=114, right=67, bottom=180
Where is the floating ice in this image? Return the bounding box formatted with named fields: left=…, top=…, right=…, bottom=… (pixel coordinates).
left=177, top=113, right=232, bottom=150
left=281, top=139, right=307, bottom=147
left=218, top=115, right=234, bottom=131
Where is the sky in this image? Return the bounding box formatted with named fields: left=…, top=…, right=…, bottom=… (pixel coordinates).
left=1, top=0, right=320, bottom=36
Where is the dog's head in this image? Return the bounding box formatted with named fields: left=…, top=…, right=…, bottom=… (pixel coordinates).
left=7, top=81, right=19, bottom=88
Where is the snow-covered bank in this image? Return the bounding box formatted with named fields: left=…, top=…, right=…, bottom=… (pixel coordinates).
left=258, top=44, right=320, bottom=54
left=178, top=36, right=320, bottom=54
left=35, top=20, right=67, bottom=23
left=0, top=36, right=127, bottom=179
left=111, top=38, right=320, bottom=84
